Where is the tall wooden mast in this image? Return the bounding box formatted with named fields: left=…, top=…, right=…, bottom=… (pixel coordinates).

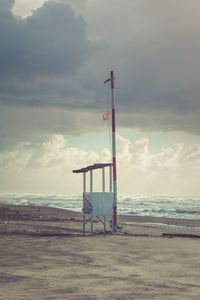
left=104, top=70, right=118, bottom=233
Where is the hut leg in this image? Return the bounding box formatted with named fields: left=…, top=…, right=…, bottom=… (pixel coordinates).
left=83, top=214, right=85, bottom=236
left=91, top=216, right=93, bottom=235
left=104, top=216, right=106, bottom=235
left=83, top=172, right=86, bottom=236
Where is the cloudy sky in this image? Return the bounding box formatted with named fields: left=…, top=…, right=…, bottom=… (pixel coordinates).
left=1, top=0, right=200, bottom=195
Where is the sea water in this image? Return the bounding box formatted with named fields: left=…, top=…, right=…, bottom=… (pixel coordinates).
left=1, top=194, right=200, bottom=220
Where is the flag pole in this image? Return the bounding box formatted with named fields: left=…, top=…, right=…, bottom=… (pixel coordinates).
left=104, top=70, right=117, bottom=233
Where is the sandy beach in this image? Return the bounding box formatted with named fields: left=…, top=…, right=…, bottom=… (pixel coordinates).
left=0, top=204, right=200, bottom=299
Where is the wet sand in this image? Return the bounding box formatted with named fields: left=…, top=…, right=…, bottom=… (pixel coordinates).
left=0, top=204, right=200, bottom=299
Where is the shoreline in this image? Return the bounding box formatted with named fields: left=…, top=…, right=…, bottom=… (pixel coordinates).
left=1, top=203, right=200, bottom=238
left=1, top=202, right=200, bottom=224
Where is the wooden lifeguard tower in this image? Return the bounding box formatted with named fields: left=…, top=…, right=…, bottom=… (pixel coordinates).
left=73, top=163, right=113, bottom=235
left=73, top=71, right=118, bottom=235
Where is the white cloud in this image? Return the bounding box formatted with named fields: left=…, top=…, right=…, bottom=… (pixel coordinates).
left=0, top=133, right=200, bottom=195
left=13, top=0, right=48, bottom=17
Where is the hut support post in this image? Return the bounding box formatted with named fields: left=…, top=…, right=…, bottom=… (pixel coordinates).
left=102, top=168, right=105, bottom=192
left=90, top=170, right=93, bottom=234
left=109, top=165, right=112, bottom=193
left=83, top=172, right=86, bottom=236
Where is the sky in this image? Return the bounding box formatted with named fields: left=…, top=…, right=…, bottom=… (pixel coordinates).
left=1, top=0, right=200, bottom=196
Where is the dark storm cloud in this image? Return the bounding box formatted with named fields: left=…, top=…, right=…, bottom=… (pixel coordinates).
left=0, top=0, right=91, bottom=80
left=78, top=0, right=200, bottom=122
left=0, top=0, right=13, bottom=11
left=0, top=0, right=200, bottom=136
left=100, top=0, right=200, bottom=135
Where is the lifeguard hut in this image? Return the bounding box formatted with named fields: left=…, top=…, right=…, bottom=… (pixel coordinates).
left=72, top=71, right=118, bottom=235
left=73, top=163, right=113, bottom=235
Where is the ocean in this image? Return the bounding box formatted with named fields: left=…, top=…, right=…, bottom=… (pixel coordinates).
left=1, top=194, right=200, bottom=220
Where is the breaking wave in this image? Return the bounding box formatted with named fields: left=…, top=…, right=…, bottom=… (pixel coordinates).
left=0, top=193, right=200, bottom=220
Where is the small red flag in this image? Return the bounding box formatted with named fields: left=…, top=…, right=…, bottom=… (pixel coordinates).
left=102, top=111, right=109, bottom=121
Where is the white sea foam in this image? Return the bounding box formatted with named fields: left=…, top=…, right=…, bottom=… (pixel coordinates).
left=0, top=193, right=200, bottom=220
